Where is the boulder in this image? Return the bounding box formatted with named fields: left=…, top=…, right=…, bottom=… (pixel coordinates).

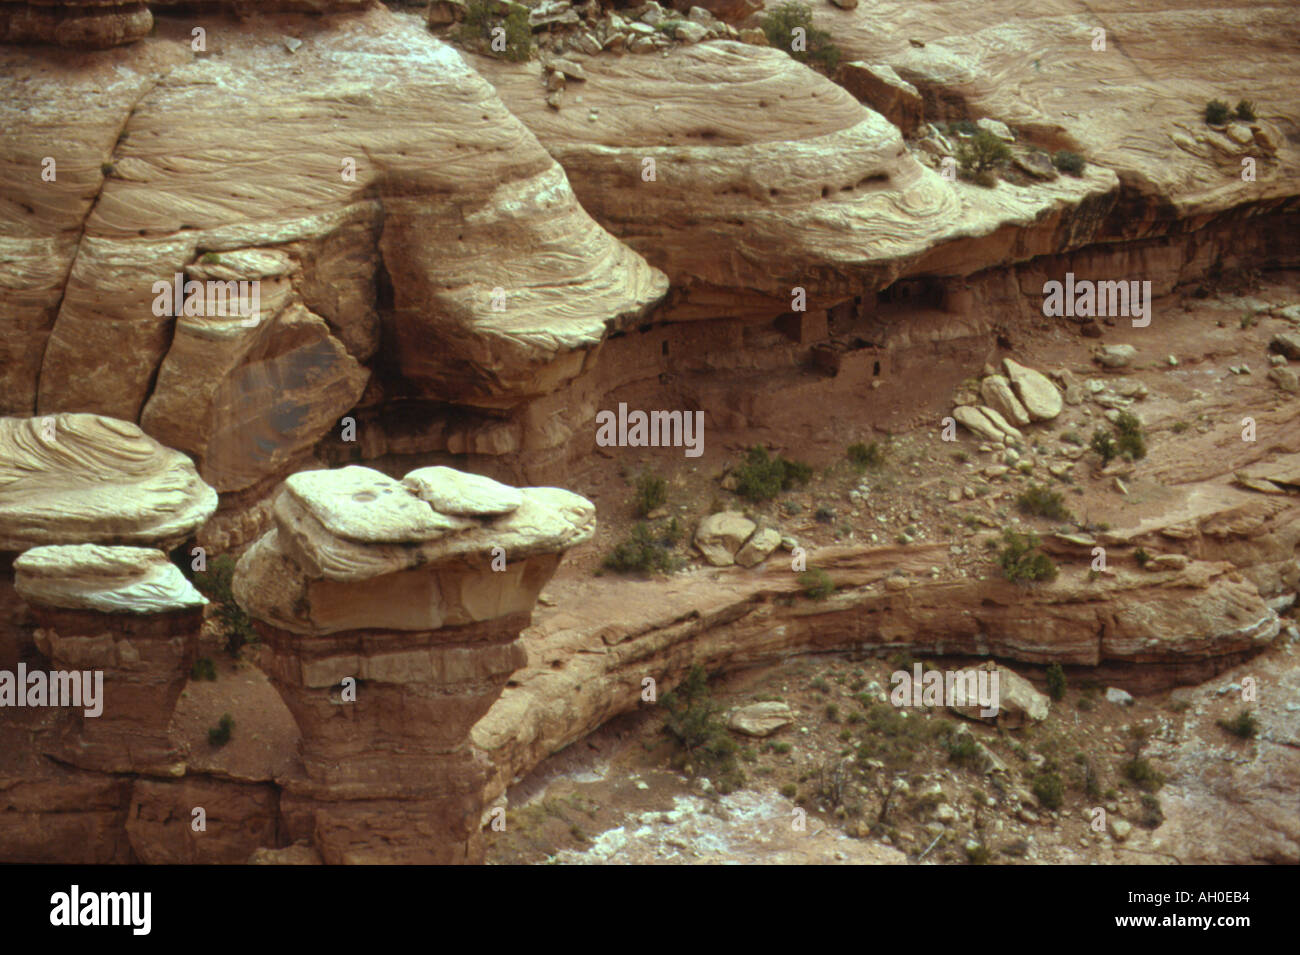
left=980, top=375, right=1031, bottom=426
left=975, top=117, right=1014, bottom=141
left=728, top=701, right=794, bottom=737
left=694, top=512, right=757, bottom=567
left=1269, top=332, right=1300, bottom=361
left=952, top=405, right=1004, bottom=443
left=1003, top=358, right=1063, bottom=421
left=976, top=405, right=1026, bottom=444
left=402, top=466, right=524, bottom=517
left=735, top=527, right=781, bottom=567
left=948, top=663, right=1050, bottom=728
left=1094, top=344, right=1138, bottom=368
left=1105, top=686, right=1134, bottom=706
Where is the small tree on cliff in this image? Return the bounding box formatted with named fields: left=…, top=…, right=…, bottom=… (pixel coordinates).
left=956, top=129, right=1012, bottom=186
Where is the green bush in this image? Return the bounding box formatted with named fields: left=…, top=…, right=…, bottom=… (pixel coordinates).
left=1134, top=547, right=1151, bottom=568
left=1090, top=428, right=1118, bottom=465
left=1045, top=663, right=1067, bottom=701
left=998, top=529, right=1058, bottom=584
left=1234, top=99, right=1256, bottom=121
left=1204, top=99, right=1231, bottom=125
left=193, top=555, right=257, bottom=657
left=1052, top=150, right=1086, bottom=176
left=1217, top=708, right=1259, bottom=739
left=760, top=2, right=841, bottom=73
left=965, top=842, right=992, bottom=865
left=1114, top=411, right=1146, bottom=461
left=945, top=733, right=981, bottom=767
left=632, top=472, right=668, bottom=517
left=799, top=568, right=834, bottom=599
left=1031, top=770, right=1064, bottom=809
left=734, top=446, right=812, bottom=501
left=1138, top=792, right=1164, bottom=828
left=190, top=657, right=217, bottom=682
left=1122, top=756, right=1165, bottom=792
left=956, top=129, right=1012, bottom=184
left=604, top=522, right=679, bottom=575
left=660, top=666, right=745, bottom=792
left=1017, top=484, right=1071, bottom=521
left=459, top=0, right=533, bottom=62
left=847, top=441, right=886, bottom=470
left=208, top=713, right=234, bottom=748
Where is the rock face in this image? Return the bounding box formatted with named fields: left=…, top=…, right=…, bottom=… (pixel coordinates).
left=469, top=40, right=1115, bottom=322
left=0, top=1, right=152, bottom=49
left=836, top=61, right=923, bottom=137
left=2, top=8, right=666, bottom=494
left=233, top=464, right=593, bottom=864
left=17, top=544, right=205, bottom=775
left=475, top=545, right=1281, bottom=805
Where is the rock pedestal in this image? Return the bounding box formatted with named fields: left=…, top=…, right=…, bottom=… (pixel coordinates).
left=0, top=414, right=217, bottom=672
left=15, top=544, right=207, bottom=776
left=233, top=465, right=594, bottom=864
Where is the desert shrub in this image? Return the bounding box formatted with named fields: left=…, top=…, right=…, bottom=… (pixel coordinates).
left=1114, top=411, right=1146, bottom=461
left=200, top=251, right=221, bottom=265
left=1032, top=770, right=1064, bottom=809
left=1045, top=663, right=1067, bottom=701
left=825, top=703, right=841, bottom=722
left=760, top=2, right=841, bottom=73
left=734, top=445, right=812, bottom=501
left=814, top=505, right=835, bottom=524
left=956, top=129, right=1011, bottom=183
left=847, top=441, right=886, bottom=470
left=1138, top=792, right=1164, bottom=828
left=100, top=162, right=115, bottom=176
left=1134, top=547, right=1151, bottom=568
left=998, top=529, right=1058, bottom=584
left=208, top=713, right=234, bottom=748
left=945, top=733, right=981, bottom=767
left=459, top=0, right=533, bottom=62
left=604, top=522, right=679, bottom=575
left=779, top=782, right=798, bottom=799
left=190, top=657, right=217, bottom=682
left=1204, top=99, right=1231, bottom=124
left=193, top=555, right=257, bottom=656
left=1017, top=483, right=1071, bottom=521
left=632, top=472, right=667, bottom=517
left=1218, top=708, right=1259, bottom=739
left=799, top=568, right=834, bottom=599
left=965, top=842, right=992, bottom=864
left=1090, top=428, right=1118, bottom=465
left=1122, top=756, right=1165, bottom=792
left=854, top=702, right=949, bottom=769
left=1234, top=99, right=1256, bottom=121
left=1052, top=150, right=1086, bottom=176
left=660, top=665, right=745, bottom=792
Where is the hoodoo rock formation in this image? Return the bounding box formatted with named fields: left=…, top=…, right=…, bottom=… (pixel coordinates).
left=0, top=413, right=216, bottom=670
left=16, top=544, right=205, bottom=774
left=232, top=465, right=594, bottom=863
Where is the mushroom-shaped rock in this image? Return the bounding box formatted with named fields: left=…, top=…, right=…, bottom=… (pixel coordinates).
left=16, top=544, right=205, bottom=775
left=231, top=465, right=594, bottom=864
left=0, top=414, right=217, bottom=552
